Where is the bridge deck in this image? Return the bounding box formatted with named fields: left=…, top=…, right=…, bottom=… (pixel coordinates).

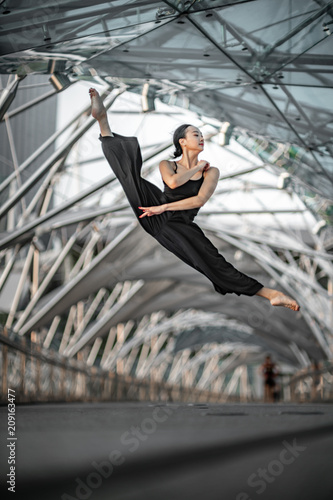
left=1, top=401, right=333, bottom=500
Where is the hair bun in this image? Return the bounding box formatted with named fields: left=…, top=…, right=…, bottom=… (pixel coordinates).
left=173, top=144, right=183, bottom=158
left=172, top=123, right=192, bottom=159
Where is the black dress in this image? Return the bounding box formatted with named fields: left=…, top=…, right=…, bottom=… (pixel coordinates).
left=100, top=133, right=263, bottom=296
left=263, top=363, right=276, bottom=387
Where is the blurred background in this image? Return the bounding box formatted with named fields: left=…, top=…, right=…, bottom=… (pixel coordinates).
left=1, top=0, right=333, bottom=405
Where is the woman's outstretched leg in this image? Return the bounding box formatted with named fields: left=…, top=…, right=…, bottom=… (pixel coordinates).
left=256, top=287, right=300, bottom=311
left=89, top=88, right=113, bottom=137
left=89, top=87, right=170, bottom=235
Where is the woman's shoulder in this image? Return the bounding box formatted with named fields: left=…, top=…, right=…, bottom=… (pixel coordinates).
left=160, top=159, right=174, bottom=165
left=159, top=159, right=176, bottom=170
left=204, top=166, right=219, bottom=178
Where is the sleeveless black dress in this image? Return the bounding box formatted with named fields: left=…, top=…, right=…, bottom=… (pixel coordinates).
left=100, top=133, right=263, bottom=296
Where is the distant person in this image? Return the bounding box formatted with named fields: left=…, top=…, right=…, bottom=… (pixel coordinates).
left=261, top=355, right=277, bottom=402
left=89, top=87, right=300, bottom=311
left=311, top=361, right=321, bottom=400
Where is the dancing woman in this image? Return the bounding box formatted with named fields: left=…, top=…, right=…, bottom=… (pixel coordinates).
left=89, top=88, right=299, bottom=311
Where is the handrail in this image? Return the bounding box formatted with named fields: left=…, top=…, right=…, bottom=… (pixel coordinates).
left=283, top=363, right=333, bottom=402
left=0, top=326, right=231, bottom=404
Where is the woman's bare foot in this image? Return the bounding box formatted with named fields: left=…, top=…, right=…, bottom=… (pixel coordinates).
left=89, top=87, right=113, bottom=136
left=270, top=292, right=300, bottom=311
left=89, top=87, right=107, bottom=120
left=256, top=287, right=300, bottom=311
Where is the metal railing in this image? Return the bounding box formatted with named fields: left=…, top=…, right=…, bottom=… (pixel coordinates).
left=3, top=325, right=331, bottom=404
left=284, top=364, right=333, bottom=403
left=0, top=327, right=229, bottom=404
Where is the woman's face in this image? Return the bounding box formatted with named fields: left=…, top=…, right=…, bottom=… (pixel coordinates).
left=181, top=126, right=204, bottom=152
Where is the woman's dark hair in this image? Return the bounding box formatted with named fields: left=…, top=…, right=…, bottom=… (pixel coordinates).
left=172, top=124, right=192, bottom=158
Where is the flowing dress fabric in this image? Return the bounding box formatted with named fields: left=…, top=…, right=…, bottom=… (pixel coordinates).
left=100, top=133, right=263, bottom=296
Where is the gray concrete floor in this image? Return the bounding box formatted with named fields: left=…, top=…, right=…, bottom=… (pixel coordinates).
left=1, top=401, right=333, bottom=500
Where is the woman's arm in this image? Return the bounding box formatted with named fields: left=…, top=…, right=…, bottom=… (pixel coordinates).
left=139, top=167, right=219, bottom=218
left=160, top=159, right=210, bottom=189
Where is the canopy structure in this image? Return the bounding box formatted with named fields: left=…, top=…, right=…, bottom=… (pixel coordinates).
left=0, top=0, right=332, bottom=398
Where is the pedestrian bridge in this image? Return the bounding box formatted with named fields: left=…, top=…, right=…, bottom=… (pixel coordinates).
left=1, top=400, right=332, bottom=500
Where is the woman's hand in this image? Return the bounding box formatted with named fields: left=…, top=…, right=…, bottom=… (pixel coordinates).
left=197, top=160, right=210, bottom=172
left=138, top=204, right=166, bottom=218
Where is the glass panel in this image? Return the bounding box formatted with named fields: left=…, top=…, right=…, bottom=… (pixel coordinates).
left=82, top=18, right=238, bottom=81
left=0, top=18, right=171, bottom=75
left=264, top=84, right=333, bottom=153
left=236, top=134, right=333, bottom=200
left=166, top=0, right=255, bottom=11
left=211, top=86, right=301, bottom=143
left=51, top=18, right=173, bottom=66
left=190, top=0, right=330, bottom=80
left=0, top=0, right=170, bottom=57
left=312, top=152, right=333, bottom=175
left=266, top=35, right=333, bottom=87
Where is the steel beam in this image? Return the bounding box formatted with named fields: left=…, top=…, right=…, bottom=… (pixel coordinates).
left=0, top=100, right=95, bottom=195
left=262, top=2, right=333, bottom=58
left=16, top=222, right=138, bottom=335
left=0, top=88, right=124, bottom=219
left=87, top=337, right=103, bottom=366
left=13, top=227, right=83, bottom=333
left=66, top=280, right=144, bottom=357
